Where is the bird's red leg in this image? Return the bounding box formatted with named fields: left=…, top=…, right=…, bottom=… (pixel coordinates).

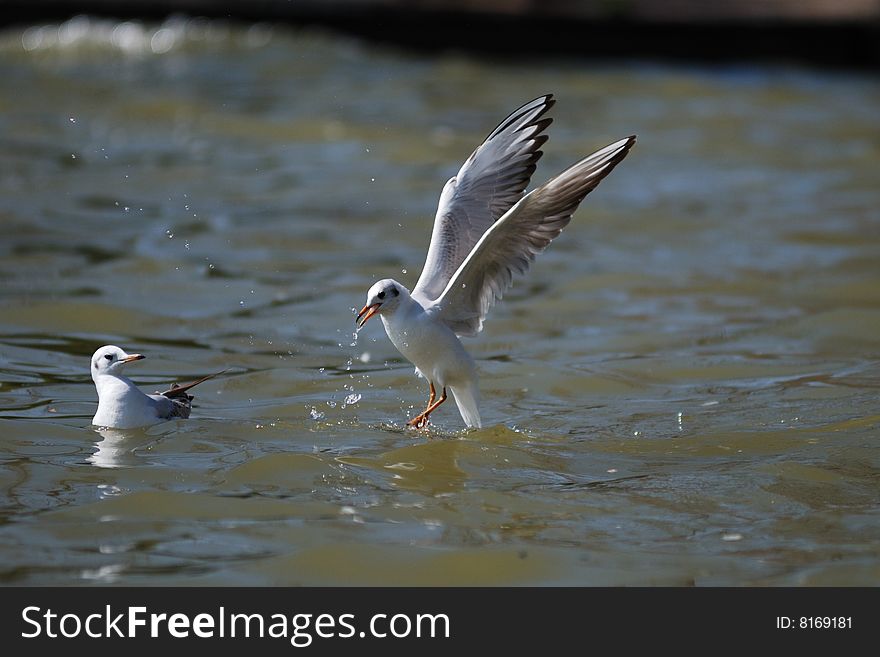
left=407, top=382, right=436, bottom=428
left=409, top=387, right=447, bottom=429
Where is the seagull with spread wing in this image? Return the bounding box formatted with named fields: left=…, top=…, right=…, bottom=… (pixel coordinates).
left=356, top=94, right=635, bottom=429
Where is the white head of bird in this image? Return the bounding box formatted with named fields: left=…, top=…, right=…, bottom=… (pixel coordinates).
left=357, top=278, right=407, bottom=328
left=91, top=345, right=145, bottom=380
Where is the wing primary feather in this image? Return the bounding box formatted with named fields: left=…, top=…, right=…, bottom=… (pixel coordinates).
left=484, top=94, right=555, bottom=141
left=160, top=369, right=227, bottom=400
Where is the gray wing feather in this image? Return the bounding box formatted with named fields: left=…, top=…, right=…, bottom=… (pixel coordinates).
left=148, top=370, right=224, bottom=420
left=147, top=394, right=191, bottom=420
left=430, top=135, right=636, bottom=337
left=412, top=95, right=555, bottom=304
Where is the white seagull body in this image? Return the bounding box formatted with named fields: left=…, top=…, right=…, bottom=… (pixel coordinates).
left=357, top=94, right=635, bottom=429
left=90, top=345, right=220, bottom=429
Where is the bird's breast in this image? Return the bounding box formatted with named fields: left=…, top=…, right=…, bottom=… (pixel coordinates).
left=93, top=377, right=161, bottom=428
left=380, top=308, right=475, bottom=385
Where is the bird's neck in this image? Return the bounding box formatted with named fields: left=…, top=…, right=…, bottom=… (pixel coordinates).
left=380, top=295, right=423, bottom=329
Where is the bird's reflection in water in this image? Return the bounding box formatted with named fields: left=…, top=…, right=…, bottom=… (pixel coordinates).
left=88, top=426, right=156, bottom=469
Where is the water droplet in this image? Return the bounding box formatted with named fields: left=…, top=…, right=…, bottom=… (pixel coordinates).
left=166, top=230, right=173, bottom=238
left=344, top=393, right=361, bottom=405
left=309, top=407, right=325, bottom=420
left=68, top=117, right=76, bottom=123
left=184, top=241, right=191, bottom=250
left=401, top=268, right=407, bottom=274
left=71, top=153, right=76, bottom=159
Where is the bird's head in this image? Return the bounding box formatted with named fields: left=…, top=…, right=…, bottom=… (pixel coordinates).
left=356, top=279, right=407, bottom=328
left=91, top=345, right=145, bottom=378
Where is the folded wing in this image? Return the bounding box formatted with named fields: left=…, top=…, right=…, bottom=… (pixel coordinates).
left=148, top=370, right=226, bottom=420
left=430, top=135, right=637, bottom=336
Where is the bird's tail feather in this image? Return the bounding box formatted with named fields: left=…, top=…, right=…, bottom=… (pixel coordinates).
left=450, top=383, right=482, bottom=429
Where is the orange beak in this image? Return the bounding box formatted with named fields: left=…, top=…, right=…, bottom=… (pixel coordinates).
left=120, top=354, right=145, bottom=363
left=356, top=303, right=381, bottom=329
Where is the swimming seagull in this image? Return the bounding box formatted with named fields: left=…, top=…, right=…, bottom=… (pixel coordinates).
left=90, top=345, right=222, bottom=429
left=356, top=94, right=636, bottom=429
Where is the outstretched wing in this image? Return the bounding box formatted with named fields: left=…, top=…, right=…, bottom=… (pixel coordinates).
left=429, top=136, right=636, bottom=337
left=411, top=94, right=555, bottom=305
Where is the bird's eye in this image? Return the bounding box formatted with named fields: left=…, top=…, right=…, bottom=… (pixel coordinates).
left=104, top=354, right=113, bottom=361
left=377, top=291, right=386, bottom=300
